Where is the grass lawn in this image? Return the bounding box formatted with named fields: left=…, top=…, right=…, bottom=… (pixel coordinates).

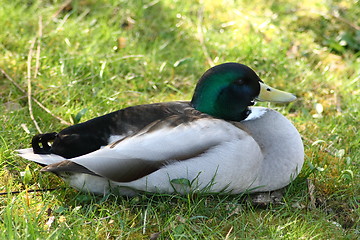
left=0, top=0, right=359, bottom=239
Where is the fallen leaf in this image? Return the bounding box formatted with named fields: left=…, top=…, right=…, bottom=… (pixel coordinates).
left=118, top=37, right=127, bottom=49
left=58, top=215, right=66, bottom=223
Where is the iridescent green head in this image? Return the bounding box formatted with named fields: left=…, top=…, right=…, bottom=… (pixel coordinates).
left=191, top=63, right=296, bottom=121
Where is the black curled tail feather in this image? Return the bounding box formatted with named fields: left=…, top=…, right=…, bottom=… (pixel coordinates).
left=32, top=132, right=58, bottom=154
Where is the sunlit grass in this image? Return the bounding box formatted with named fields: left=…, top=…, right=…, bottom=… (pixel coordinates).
left=0, top=0, right=359, bottom=238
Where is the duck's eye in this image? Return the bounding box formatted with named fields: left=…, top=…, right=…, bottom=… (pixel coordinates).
left=266, top=88, right=271, bottom=92
left=236, top=79, right=244, bottom=85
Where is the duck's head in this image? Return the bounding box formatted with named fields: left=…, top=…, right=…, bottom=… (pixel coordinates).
left=191, top=62, right=296, bottom=121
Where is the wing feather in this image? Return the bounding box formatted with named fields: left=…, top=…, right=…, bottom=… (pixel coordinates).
left=17, top=148, right=66, bottom=166
left=45, top=115, right=244, bottom=182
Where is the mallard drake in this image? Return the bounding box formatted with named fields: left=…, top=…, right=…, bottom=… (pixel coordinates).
left=17, top=63, right=304, bottom=195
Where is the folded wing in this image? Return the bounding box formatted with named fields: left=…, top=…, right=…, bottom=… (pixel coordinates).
left=27, top=115, right=245, bottom=182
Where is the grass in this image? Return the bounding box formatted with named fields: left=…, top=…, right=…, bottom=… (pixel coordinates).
left=0, top=0, right=359, bottom=239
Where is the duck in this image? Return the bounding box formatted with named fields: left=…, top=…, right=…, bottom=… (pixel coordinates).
left=17, top=62, right=304, bottom=196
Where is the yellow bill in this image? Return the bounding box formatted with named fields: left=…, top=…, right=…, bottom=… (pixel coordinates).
left=256, top=82, right=297, bottom=103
